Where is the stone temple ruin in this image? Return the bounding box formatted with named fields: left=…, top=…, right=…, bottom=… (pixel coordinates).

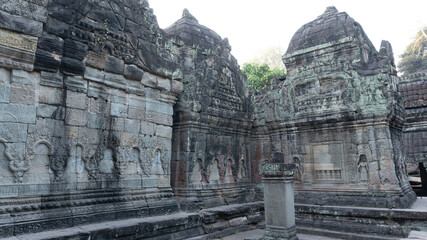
left=0, top=1, right=426, bottom=239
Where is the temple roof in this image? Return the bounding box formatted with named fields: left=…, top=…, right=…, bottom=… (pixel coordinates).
left=286, top=6, right=374, bottom=54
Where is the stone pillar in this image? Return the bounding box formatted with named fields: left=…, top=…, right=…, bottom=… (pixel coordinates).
left=260, top=163, right=298, bottom=240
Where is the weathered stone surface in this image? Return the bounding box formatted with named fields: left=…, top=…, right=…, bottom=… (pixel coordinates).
left=124, top=64, right=144, bottom=81
left=38, top=86, right=63, bottom=105
left=34, top=48, right=61, bottom=72
left=9, top=83, right=36, bottom=105
left=105, top=56, right=124, bottom=75
left=65, top=108, right=88, bottom=126
left=0, top=122, right=28, bottom=142
left=36, top=104, right=58, bottom=118
left=60, top=57, right=85, bottom=75
left=11, top=69, right=37, bottom=86
left=0, top=83, right=10, bottom=103
left=37, top=32, right=63, bottom=54
left=0, top=67, right=10, bottom=84
left=0, top=103, right=36, bottom=123
left=40, top=71, right=63, bottom=87
left=63, top=39, right=88, bottom=61
left=0, top=9, right=43, bottom=37
left=66, top=91, right=86, bottom=109
left=125, top=119, right=140, bottom=134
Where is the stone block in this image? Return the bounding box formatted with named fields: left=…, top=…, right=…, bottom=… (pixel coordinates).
left=0, top=67, right=10, bottom=84
left=110, top=117, right=125, bottom=131
left=141, top=72, right=157, bottom=88
left=86, top=51, right=106, bottom=70
left=64, top=76, right=88, bottom=93
left=125, top=119, right=140, bottom=134
left=63, top=39, right=88, bottom=61
left=66, top=91, right=87, bottom=109
left=88, top=113, right=106, bottom=129
left=142, top=178, right=158, bottom=188
left=0, top=123, right=28, bottom=142
left=65, top=108, right=88, bottom=126
left=146, top=110, right=173, bottom=126
left=140, top=122, right=155, bottom=136
left=128, top=107, right=145, bottom=120
left=120, top=132, right=138, bottom=147
left=0, top=0, right=48, bottom=22
left=83, top=66, right=104, bottom=83
left=34, top=48, right=61, bottom=72
left=105, top=56, right=124, bottom=74
left=158, top=175, right=170, bottom=188
left=111, top=95, right=127, bottom=104
left=128, top=96, right=145, bottom=109
left=37, top=32, right=63, bottom=54
left=124, top=64, right=144, bottom=81
left=0, top=9, right=43, bottom=37
left=110, top=103, right=127, bottom=117
left=104, top=72, right=127, bottom=90
left=40, top=71, right=63, bottom=88
left=156, top=78, right=171, bottom=91
left=36, top=104, right=58, bottom=118
left=146, top=101, right=173, bottom=115
left=39, top=86, right=63, bottom=105
left=11, top=69, right=37, bottom=86
left=0, top=103, right=36, bottom=123
left=171, top=80, right=183, bottom=94
left=155, top=125, right=172, bottom=139
left=0, top=83, right=10, bottom=103
left=68, top=126, right=79, bottom=139
left=89, top=97, right=108, bottom=114
left=9, top=83, right=36, bottom=105
left=60, top=57, right=85, bottom=76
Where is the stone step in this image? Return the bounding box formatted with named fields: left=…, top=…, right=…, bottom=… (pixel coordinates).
left=297, top=226, right=402, bottom=240
left=404, top=230, right=427, bottom=240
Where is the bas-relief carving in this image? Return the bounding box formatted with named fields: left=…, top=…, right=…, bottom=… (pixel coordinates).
left=190, top=158, right=204, bottom=184
left=0, top=29, right=38, bottom=53
left=99, top=148, right=115, bottom=174
left=358, top=154, right=369, bottom=182
left=223, top=158, right=235, bottom=184
left=237, top=158, right=248, bottom=179
left=150, top=148, right=165, bottom=175
left=208, top=159, right=221, bottom=183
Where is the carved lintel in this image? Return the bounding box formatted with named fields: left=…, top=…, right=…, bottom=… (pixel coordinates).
left=0, top=29, right=38, bottom=53
left=260, top=163, right=295, bottom=178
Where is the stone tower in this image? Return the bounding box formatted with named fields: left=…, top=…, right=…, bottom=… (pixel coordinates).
left=251, top=6, right=416, bottom=208
left=166, top=9, right=253, bottom=209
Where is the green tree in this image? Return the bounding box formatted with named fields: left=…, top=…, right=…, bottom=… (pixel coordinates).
left=241, top=62, right=286, bottom=90
left=398, top=27, right=427, bottom=76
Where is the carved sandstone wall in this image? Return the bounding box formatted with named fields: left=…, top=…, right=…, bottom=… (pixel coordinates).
left=251, top=7, right=416, bottom=208
left=0, top=0, right=183, bottom=236
left=166, top=10, right=253, bottom=210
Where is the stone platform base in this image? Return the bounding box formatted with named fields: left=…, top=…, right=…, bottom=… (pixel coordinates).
left=2, top=202, right=264, bottom=240
left=295, top=199, right=427, bottom=239
left=295, top=187, right=417, bottom=208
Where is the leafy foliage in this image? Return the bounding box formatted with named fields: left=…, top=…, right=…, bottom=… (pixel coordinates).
left=241, top=63, right=286, bottom=90
left=398, top=27, right=427, bottom=76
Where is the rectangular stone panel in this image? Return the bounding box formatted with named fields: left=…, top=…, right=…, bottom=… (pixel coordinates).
left=312, top=142, right=343, bottom=182
left=0, top=122, right=28, bottom=142
left=0, top=103, right=36, bottom=123
left=9, top=83, right=35, bottom=105
left=0, top=28, right=38, bottom=52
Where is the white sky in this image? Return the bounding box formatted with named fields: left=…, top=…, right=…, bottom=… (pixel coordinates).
left=149, top=0, right=426, bottom=66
